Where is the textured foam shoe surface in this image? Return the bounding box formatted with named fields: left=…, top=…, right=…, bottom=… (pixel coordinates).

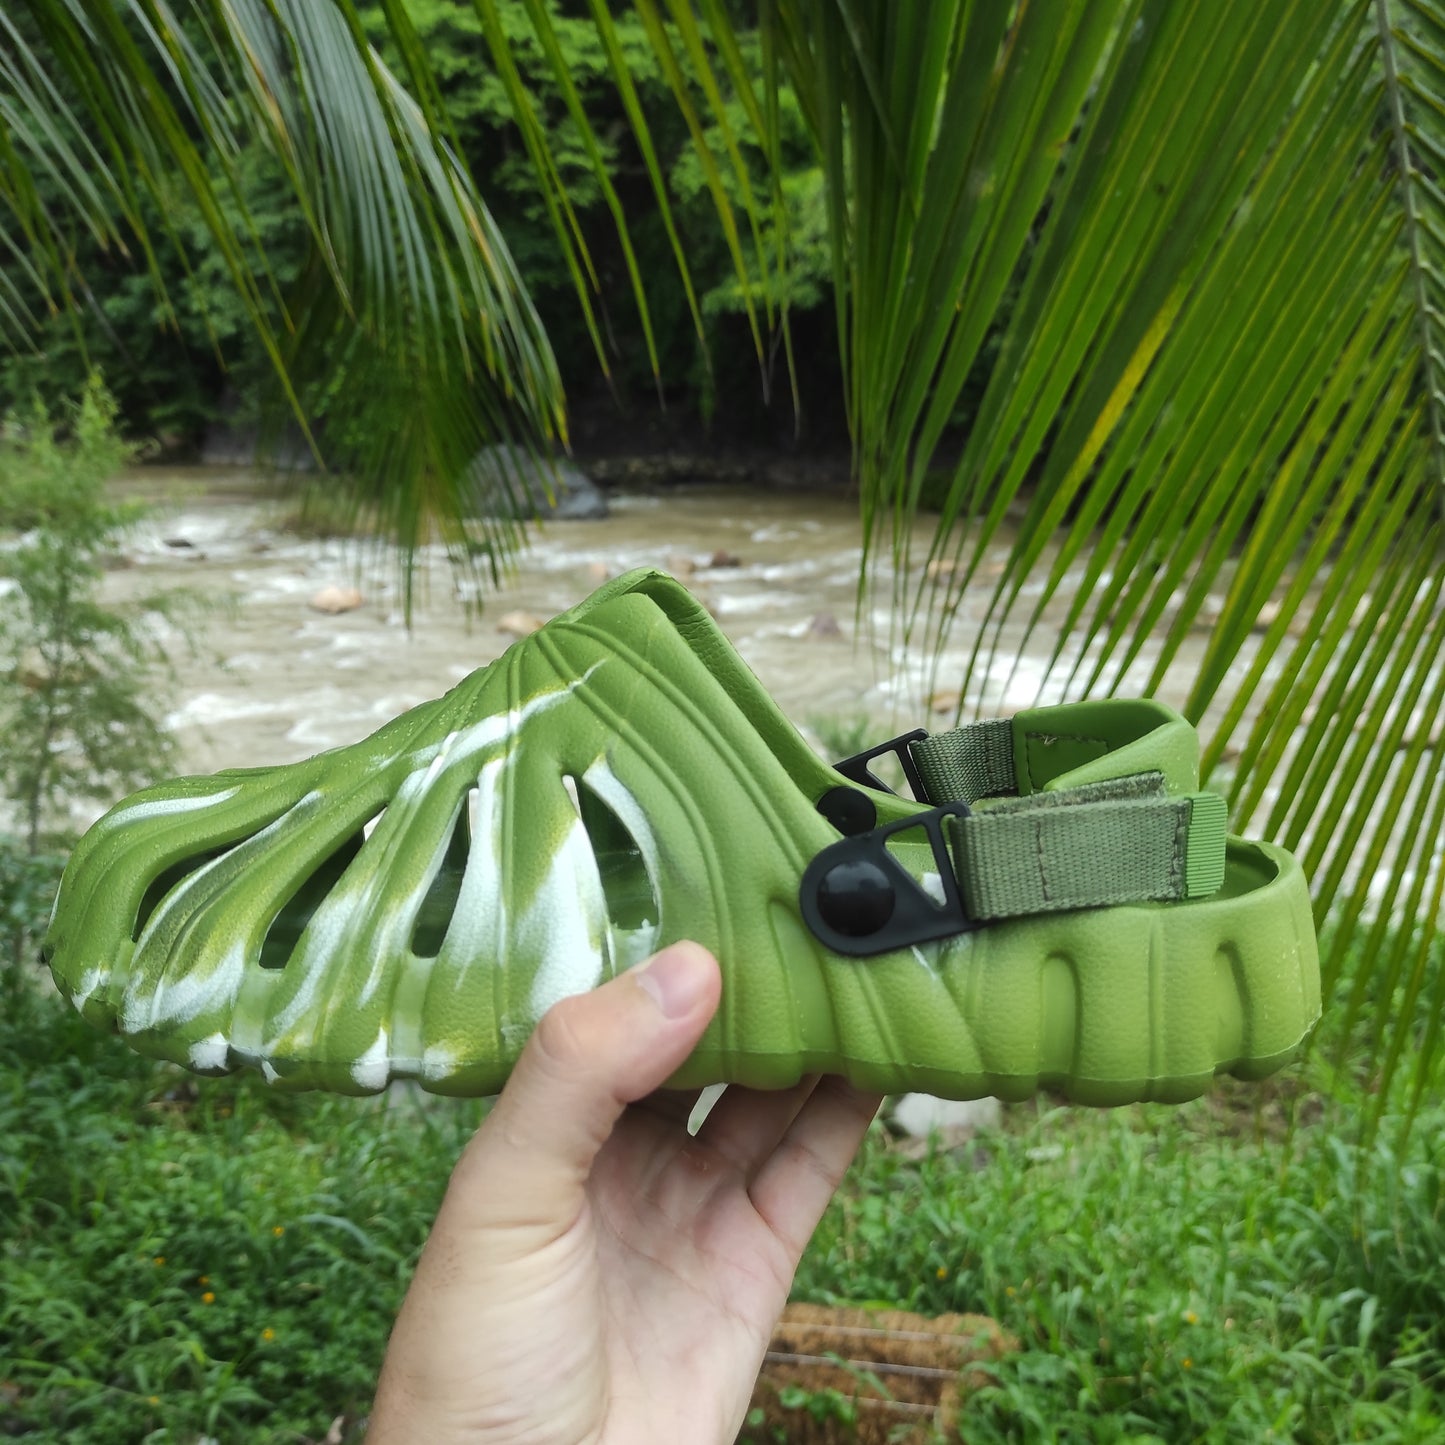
left=46, top=570, right=1321, bottom=1102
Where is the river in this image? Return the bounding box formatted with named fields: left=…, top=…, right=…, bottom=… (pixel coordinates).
left=93, top=466, right=1218, bottom=802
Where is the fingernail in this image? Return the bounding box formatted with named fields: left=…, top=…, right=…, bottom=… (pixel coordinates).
left=634, top=943, right=712, bottom=1019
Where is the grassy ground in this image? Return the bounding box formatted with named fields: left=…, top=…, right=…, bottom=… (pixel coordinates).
left=3, top=971, right=1443, bottom=1443
left=801, top=1085, right=1445, bottom=1442
left=0, top=982, right=471, bottom=1443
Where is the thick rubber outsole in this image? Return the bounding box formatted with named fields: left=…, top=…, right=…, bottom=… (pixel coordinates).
left=55, top=838, right=1317, bottom=1106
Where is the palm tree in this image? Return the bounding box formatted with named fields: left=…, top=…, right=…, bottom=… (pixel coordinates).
left=4, top=0, right=1443, bottom=1120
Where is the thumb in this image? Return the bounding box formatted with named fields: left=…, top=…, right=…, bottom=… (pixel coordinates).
left=444, top=941, right=721, bottom=1234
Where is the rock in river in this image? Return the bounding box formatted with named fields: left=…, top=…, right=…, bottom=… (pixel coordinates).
left=309, top=585, right=364, bottom=615
left=465, top=445, right=608, bottom=521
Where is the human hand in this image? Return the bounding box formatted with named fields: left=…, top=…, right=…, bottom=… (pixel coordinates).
left=367, top=941, right=882, bottom=1445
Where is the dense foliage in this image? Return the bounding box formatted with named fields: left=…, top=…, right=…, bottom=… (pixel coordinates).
left=799, top=1094, right=1445, bottom=1443
left=0, top=381, right=186, bottom=852
left=0, top=838, right=63, bottom=986
left=0, top=982, right=472, bottom=1444
left=0, top=0, right=833, bottom=450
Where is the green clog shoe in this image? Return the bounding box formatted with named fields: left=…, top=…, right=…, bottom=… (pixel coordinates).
left=44, top=568, right=1320, bottom=1104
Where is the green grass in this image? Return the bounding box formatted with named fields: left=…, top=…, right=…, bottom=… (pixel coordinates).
left=0, top=984, right=480, bottom=1443
left=802, top=1084, right=1445, bottom=1443
left=4, top=963, right=1445, bottom=1442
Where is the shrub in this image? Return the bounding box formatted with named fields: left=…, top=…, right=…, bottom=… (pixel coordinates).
left=0, top=835, right=64, bottom=983
left=0, top=378, right=190, bottom=853
left=0, top=981, right=483, bottom=1443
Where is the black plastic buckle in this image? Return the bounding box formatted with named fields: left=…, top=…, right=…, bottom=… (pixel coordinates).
left=833, top=728, right=930, bottom=800
left=816, top=728, right=931, bottom=838
left=800, top=802, right=977, bottom=957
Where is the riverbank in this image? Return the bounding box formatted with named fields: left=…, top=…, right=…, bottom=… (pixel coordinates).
left=92, top=467, right=1033, bottom=786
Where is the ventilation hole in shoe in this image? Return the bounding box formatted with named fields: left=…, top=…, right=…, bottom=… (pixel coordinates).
left=410, top=798, right=473, bottom=958
left=259, top=828, right=368, bottom=970
left=133, top=849, right=230, bottom=942
left=567, top=776, right=657, bottom=931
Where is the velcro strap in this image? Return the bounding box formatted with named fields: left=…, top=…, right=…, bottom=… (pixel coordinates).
left=947, top=781, right=1227, bottom=922
left=911, top=702, right=1200, bottom=805
left=912, top=716, right=1119, bottom=804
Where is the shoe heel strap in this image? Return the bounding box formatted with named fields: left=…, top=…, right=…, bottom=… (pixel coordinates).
left=911, top=699, right=1201, bottom=805
left=950, top=783, right=1227, bottom=923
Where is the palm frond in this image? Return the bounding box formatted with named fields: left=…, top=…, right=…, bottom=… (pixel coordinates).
left=3, top=0, right=563, bottom=595
left=733, top=0, right=1445, bottom=1122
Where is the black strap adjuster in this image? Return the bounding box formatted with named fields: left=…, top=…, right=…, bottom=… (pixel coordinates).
left=833, top=728, right=930, bottom=801
left=800, top=802, right=976, bottom=957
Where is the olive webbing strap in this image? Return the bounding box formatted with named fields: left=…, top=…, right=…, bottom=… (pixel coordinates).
left=909, top=717, right=1229, bottom=920
left=911, top=718, right=1017, bottom=805
left=948, top=782, right=1228, bottom=921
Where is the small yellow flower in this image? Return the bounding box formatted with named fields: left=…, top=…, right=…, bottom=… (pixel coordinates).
left=197, top=1275, right=210, bottom=1286
left=273, top=1226, right=285, bottom=1237
left=152, top=1256, right=165, bottom=1267
left=147, top=1396, right=160, bottom=1407
left=1005, top=1286, right=1016, bottom=1297
left=1182, top=1358, right=1193, bottom=1370
left=935, top=1266, right=948, bottom=1280
left=201, top=1291, right=216, bottom=1305
left=1183, top=1310, right=1199, bottom=1325
left=261, top=1327, right=276, bottom=1343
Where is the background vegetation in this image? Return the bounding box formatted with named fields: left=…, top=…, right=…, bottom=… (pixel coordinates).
left=0, top=382, right=193, bottom=991
left=0, top=1, right=834, bottom=450
left=0, top=382, right=190, bottom=850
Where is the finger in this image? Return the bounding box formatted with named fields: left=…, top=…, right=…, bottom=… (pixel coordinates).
left=691, top=1075, right=820, bottom=1178
left=747, top=1078, right=883, bottom=1257
left=444, top=942, right=721, bottom=1238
